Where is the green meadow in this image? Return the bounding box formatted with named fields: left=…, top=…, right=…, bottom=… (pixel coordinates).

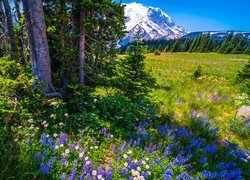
left=145, top=53, right=250, bottom=149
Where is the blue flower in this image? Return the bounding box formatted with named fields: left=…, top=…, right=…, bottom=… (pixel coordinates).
left=40, top=157, right=55, bottom=175
left=164, top=168, right=173, bottom=180
left=69, top=168, right=77, bottom=180
left=176, top=172, right=192, bottom=180
left=61, top=173, right=66, bottom=180
left=40, top=134, right=47, bottom=145
left=203, top=144, right=217, bottom=154
left=59, top=134, right=68, bottom=143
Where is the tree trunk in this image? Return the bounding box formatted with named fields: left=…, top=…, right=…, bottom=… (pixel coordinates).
left=0, top=1, right=8, bottom=53
left=79, top=10, right=85, bottom=84
left=22, top=0, right=57, bottom=95
left=21, top=0, right=37, bottom=75
left=14, top=0, right=28, bottom=64
left=3, top=0, right=17, bottom=55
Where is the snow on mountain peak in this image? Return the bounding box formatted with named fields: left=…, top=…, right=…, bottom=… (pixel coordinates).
left=122, top=2, right=189, bottom=45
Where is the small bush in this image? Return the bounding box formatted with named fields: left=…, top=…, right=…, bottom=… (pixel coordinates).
left=236, top=60, right=250, bottom=96
left=154, top=49, right=161, bottom=56
left=192, top=65, right=203, bottom=79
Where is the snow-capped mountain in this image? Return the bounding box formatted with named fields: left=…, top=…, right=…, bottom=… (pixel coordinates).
left=122, top=2, right=189, bottom=45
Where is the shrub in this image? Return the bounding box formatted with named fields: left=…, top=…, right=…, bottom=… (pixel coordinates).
left=154, top=49, right=161, bottom=56
left=192, top=65, right=203, bottom=79
left=236, top=60, right=250, bottom=96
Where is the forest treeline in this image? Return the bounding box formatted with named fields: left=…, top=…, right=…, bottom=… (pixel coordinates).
left=0, top=0, right=126, bottom=95
left=120, top=32, right=250, bottom=55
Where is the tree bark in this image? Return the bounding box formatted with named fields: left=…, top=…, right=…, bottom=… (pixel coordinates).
left=21, top=0, right=37, bottom=75
left=22, top=0, right=56, bottom=94
left=15, top=0, right=28, bottom=64
left=3, top=0, right=17, bottom=55
left=79, top=10, right=85, bottom=84
left=0, top=1, right=8, bottom=52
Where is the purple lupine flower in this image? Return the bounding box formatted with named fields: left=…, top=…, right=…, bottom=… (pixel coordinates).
left=69, top=168, right=77, bottom=180
left=164, top=168, right=173, bottom=179
left=74, top=160, right=78, bottom=167
left=25, top=139, right=30, bottom=146
left=79, top=174, right=84, bottom=180
left=35, top=152, right=42, bottom=162
left=210, top=127, right=219, bottom=135
left=68, top=143, right=76, bottom=150
left=61, top=173, right=67, bottom=180
left=200, top=157, right=208, bottom=165
left=47, top=138, right=54, bottom=147
left=40, top=134, right=47, bottom=145
left=176, top=172, right=192, bottom=180
left=201, top=170, right=218, bottom=179
left=203, top=144, right=217, bottom=154
left=59, top=134, right=68, bottom=143
left=120, top=141, right=127, bottom=152
left=40, top=157, right=55, bottom=174
left=61, top=154, right=67, bottom=165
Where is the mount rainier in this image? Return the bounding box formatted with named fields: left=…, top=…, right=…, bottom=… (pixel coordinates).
left=122, top=2, right=189, bottom=45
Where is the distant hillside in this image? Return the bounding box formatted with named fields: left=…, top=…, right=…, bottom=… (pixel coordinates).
left=181, top=31, right=250, bottom=41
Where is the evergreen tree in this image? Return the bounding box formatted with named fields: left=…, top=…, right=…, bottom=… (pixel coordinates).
left=218, top=31, right=233, bottom=53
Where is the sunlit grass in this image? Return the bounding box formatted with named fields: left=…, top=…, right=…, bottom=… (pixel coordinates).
left=145, top=52, right=250, bottom=149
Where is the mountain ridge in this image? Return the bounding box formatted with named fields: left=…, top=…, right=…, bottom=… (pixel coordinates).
left=122, top=2, right=189, bottom=45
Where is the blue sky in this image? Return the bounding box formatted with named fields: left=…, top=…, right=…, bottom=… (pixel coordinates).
left=117, top=0, right=250, bottom=32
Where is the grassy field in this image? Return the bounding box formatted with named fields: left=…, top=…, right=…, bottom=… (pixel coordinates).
left=145, top=52, right=250, bottom=149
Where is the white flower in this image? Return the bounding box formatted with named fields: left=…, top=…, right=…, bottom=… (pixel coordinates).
left=92, top=170, right=97, bottom=176
left=137, top=167, right=141, bottom=172
left=127, top=150, right=132, bottom=154
left=147, top=171, right=151, bottom=176
left=55, top=145, right=59, bottom=149
left=46, top=134, right=49, bottom=138
left=53, top=133, right=58, bottom=137
left=51, top=101, right=58, bottom=106
left=28, top=119, right=33, bottom=123
left=86, top=161, right=91, bottom=165
left=142, top=160, right=146, bottom=165
left=133, top=177, right=138, bottom=180
left=90, top=146, right=94, bottom=150
left=94, top=99, right=98, bottom=103
left=31, top=134, right=35, bottom=137
left=85, top=157, right=89, bottom=161
left=135, top=171, right=140, bottom=176
left=145, top=157, right=149, bottom=161
left=50, top=114, right=56, bottom=118
left=95, top=146, right=98, bottom=149
left=139, top=176, right=145, bottom=180
left=123, top=154, right=128, bottom=158
left=60, top=144, right=64, bottom=147
left=79, top=152, right=84, bottom=158
left=14, top=138, right=19, bottom=142
left=124, top=162, right=128, bottom=167
left=65, top=149, right=70, bottom=154
left=134, top=159, right=138, bottom=163
left=97, top=175, right=102, bottom=179
left=35, top=127, right=40, bottom=130
left=101, top=178, right=104, bottom=180
left=59, top=122, right=64, bottom=126
left=18, top=126, right=22, bottom=129
left=64, top=113, right=69, bottom=117
left=44, top=123, right=49, bottom=128
left=110, top=134, right=114, bottom=138
left=75, top=145, right=79, bottom=150
left=145, top=165, right=149, bottom=169
left=42, top=120, right=47, bottom=125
